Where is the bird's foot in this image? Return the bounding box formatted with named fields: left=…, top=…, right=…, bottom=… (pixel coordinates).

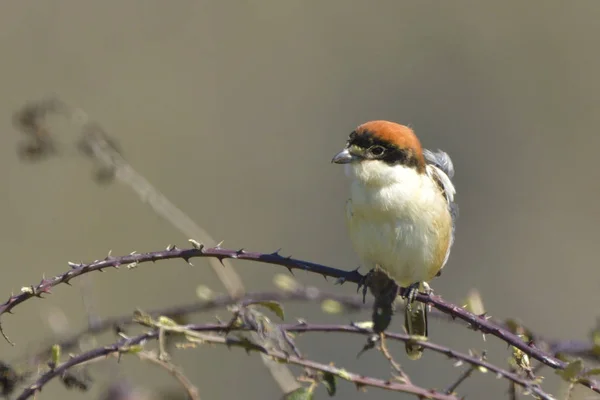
left=403, top=282, right=433, bottom=312
left=357, top=269, right=373, bottom=303
left=403, top=282, right=421, bottom=312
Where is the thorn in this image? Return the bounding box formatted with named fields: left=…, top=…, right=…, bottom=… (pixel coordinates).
left=129, top=251, right=137, bottom=255
left=322, top=274, right=328, bottom=281
left=216, top=256, right=225, bottom=267
left=183, top=257, right=194, bottom=267
left=107, top=249, right=113, bottom=257
left=215, top=240, right=224, bottom=248
left=286, top=267, right=295, bottom=276
left=236, top=248, right=245, bottom=255
left=166, top=244, right=176, bottom=251
left=67, top=262, right=80, bottom=269
left=271, top=249, right=282, bottom=256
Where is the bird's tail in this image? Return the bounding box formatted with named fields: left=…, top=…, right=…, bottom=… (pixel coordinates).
left=404, top=297, right=428, bottom=360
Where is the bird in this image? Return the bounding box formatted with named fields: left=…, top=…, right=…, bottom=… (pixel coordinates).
left=332, top=120, right=457, bottom=359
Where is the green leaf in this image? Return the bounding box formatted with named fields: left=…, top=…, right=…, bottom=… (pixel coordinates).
left=321, top=299, right=343, bottom=314
left=252, top=301, right=285, bottom=320
left=133, top=309, right=154, bottom=326
left=158, top=316, right=179, bottom=327
left=557, top=359, right=583, bottom=381
left=125, top=345, right=144, bottom=354
left=282, top=387, right=313, bottom=400
left=51, top=344, right=61, bottom=365
left=322, top=371, right=337, bottom=396
left=463, top=289, right=485, bottom=315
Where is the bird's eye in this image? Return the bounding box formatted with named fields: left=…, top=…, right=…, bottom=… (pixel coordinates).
left=369, top=145, right=386, bottom=157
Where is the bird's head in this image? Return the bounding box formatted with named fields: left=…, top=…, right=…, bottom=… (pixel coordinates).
left=332, top=120, right=426, bottom=186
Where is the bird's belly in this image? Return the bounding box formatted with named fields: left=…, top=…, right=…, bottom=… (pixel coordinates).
left=348, top=215, right=438, bottom=286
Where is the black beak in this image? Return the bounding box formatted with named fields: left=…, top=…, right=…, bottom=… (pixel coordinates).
left=331, top=148, right=355, bottom=164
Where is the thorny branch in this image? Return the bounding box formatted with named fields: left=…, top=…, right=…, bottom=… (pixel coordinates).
left=25, top=286, right=598, bottom=372
left=2, top=243, right=598, bottom=394
left=2, top=245, right=600, bottom=396
left=6, top=281, right=597, bottom=400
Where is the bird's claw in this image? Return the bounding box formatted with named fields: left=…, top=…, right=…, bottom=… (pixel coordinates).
left=403, top=282, right=421, bottom=312
left=357, top=269, right=373, bottom=303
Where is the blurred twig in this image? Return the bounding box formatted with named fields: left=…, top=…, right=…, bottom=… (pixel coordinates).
left=444, top=351, right=486, bottom=395
left=508, top=366, right=518, bottom=400
left=378, top=333, right=411, bottom=383
left=137, top=351, right=200, bottom=400
left=12, top=97, right=299, bottom=393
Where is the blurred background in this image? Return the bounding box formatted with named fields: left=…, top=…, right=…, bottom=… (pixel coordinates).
left=1, top=1, right=599, bottom=399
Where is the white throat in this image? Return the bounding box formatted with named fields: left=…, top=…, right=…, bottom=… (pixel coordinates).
left=345, top=160, right=421, bottom=188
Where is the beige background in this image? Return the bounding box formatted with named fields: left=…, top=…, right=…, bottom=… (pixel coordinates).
left=1, top=1, right=599, bottom=399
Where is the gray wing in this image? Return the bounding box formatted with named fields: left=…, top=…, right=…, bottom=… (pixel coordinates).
left=423, top=148, right=455, bottom=179
left=424, top=149, right=458, bottom=268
